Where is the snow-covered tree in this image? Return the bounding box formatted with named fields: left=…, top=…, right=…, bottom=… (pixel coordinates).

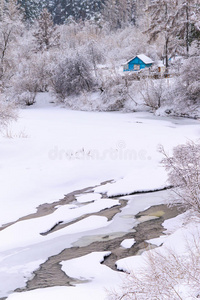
left=171, top=0, right=200, bottom=57
left=145, top=0, right=178, bottom=68
left=96, top=73, right=137, bottom=111
left=50, top=53, right=96, bottom=102
left=166, top=50, right=200, bottom=116
left=179, top=54, right=200, bottom=102
left=33, top=8, right=60, bottom=52
left=102, top=0, right=136, bottom=30
left=139, top=77, right=168, bottom=110
left=84, top=40, right=104, bottom=77
left=46, top=0, right=66, bottom=25
left=66, top=0, right=103, bottom=22
left=41, top=0, right=103, bottom=24
left=8, top=51, right=52, bottom=106
left=160, top=141, right=200, bottom=213
left=0, top=94, right=17, bottom=129
left=109, top=241, right=200, bottom=299
left=146, top=0, right=200, bottom=62
left=0, top=0, right=25, bottom=89
left=17, top=0, right=42, bottom=22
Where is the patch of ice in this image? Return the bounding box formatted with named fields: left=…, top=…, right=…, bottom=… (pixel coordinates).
left=0, top=260, right=43, bottom=297
left=0, top=215, right=112, bottom=252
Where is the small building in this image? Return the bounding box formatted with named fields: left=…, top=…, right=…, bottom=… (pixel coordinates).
left=123, top=54, right=154, bottom=72
left=157, top=61, right=166, bottom=74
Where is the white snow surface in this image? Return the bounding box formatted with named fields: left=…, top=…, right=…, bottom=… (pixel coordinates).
left=95, top=167, right=168, bottom=197
left=1, top=94, right=199, bottom=225
left=120, top=238, right=135, bottom=248
left=1, top=94, right=200, bottom=299
left=75, top=192, right=102, bottom=203
left=61, top=251, right=118, bottom=283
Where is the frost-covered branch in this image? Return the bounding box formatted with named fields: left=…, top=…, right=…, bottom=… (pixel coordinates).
left=0, top=96, right=17, bottom=130
left=108, top=236, right=200, bottom=299
left=159, top=141, right=200, bottom=213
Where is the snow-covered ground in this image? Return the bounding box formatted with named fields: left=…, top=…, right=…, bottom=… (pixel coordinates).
left=1, top=94, right=200, bottom=299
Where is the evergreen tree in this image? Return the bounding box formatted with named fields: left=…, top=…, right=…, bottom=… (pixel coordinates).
left=42, top=0, right=104, bottom=24
left=173, top=0, right=200, bottom=56
left=17, top=0, right=42, bottom=22
left=146, top=0, right=200, bottom=63
left=102, top=0, right=136, bottom=30
left=46, top=0, right=65, bottom=24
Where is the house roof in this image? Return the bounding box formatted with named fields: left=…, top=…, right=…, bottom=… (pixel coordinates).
left=124, top=54, right=154, bottom=65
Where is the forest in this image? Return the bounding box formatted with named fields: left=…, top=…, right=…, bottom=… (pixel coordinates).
left=0, top=0, right=200, bottom=128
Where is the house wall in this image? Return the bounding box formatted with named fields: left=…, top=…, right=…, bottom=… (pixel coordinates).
left=124, top=57, right=152, bottom=71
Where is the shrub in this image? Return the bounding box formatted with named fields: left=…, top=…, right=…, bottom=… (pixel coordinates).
left=15, top=91, right=37, bottom=106
left=97, top=74, right=136, bottom=111
left=108, top=242, right=200, bottom=299
left=159, top=141, right=200, bottom=213
left=7, top=52, right=51, bottom=106
left=50, top=53, right=96, bottom=102
left=0, top=96, right=17, bottom=130
left=139, top=77, right=168, bottom=110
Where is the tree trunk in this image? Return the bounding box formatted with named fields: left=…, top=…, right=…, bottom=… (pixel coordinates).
left=165, top=2, right=169, bottom=70
left=165, top=36, right=169, bottom=69
left=185, top=2, right=189, bottom=57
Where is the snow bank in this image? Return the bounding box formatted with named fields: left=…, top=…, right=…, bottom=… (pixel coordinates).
left=95, top=167, right=168, bottom=197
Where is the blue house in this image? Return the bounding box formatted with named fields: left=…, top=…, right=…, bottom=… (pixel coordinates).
left=123, top=54, right=154, bottom=71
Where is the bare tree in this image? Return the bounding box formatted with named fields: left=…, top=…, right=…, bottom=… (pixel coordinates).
left=145, top=0, right=200, bottom=63
left=139, top=77, right=168, bottom=110
left=50, top=53, right=96, bottom=102
left=179, top=55, right=200, bottom=104
left=32, top=8, right=60, bottom=52
left=0, top=0, right=24, bottom=89
left=172, top=0, right=200, bottom=57
left=145, top=0, right=176, bottom=69
left=159, top=141, right=200, bottom=213
left=7, top=51, right=52, bottom=106
left=85, top=40, right=105, bottom=77
left=0, top=94, right=17, bottom=129
left=97, top=73, right=138, bottom=111
left=108, top=241, right=200, bottom=299
left=167, top=52, right=200, bottom=117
